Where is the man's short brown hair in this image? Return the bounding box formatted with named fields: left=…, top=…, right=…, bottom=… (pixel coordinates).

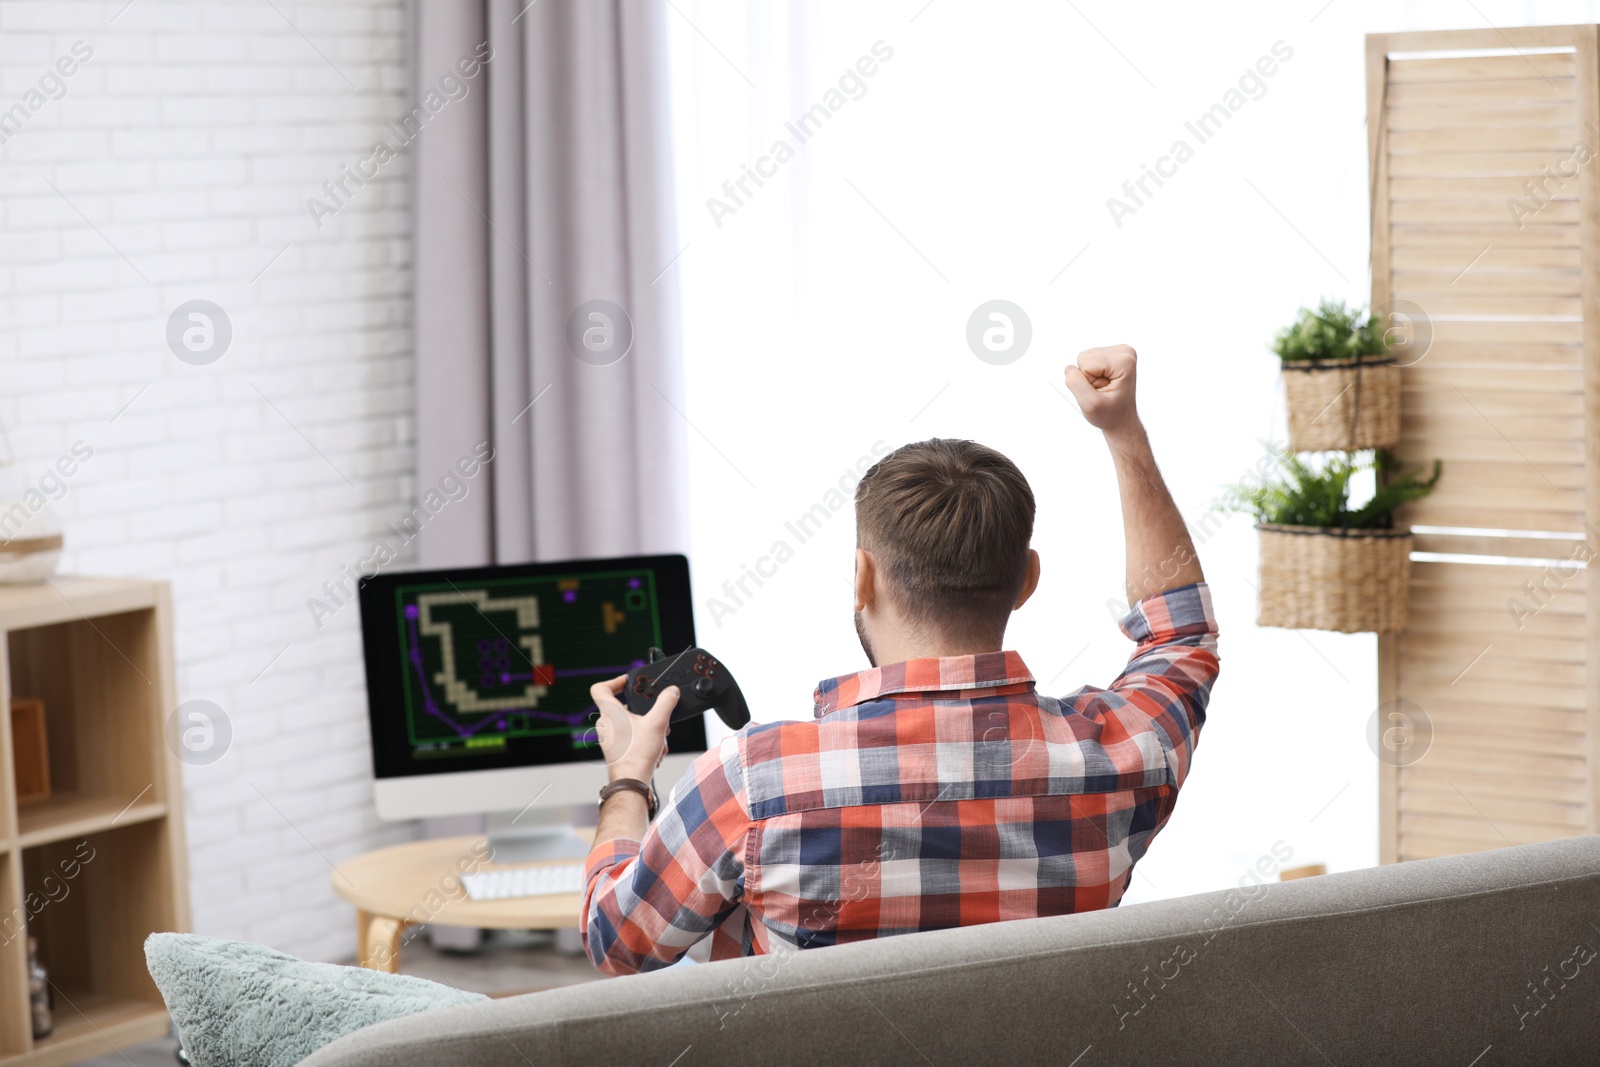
left=855, top=439, right=1036, bottom=646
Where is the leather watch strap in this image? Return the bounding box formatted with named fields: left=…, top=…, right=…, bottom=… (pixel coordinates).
left=599, top=777, right=657, bottom=820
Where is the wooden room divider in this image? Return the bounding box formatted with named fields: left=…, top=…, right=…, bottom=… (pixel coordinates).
left=1368, top=26, right=1600, bottom=863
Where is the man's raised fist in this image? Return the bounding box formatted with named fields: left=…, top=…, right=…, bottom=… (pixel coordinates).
left=1064, top=345, right=1140, bottom=437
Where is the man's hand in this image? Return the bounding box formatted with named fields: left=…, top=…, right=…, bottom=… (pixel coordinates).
left=1063, top=344, right=1204, bottom=601
left=592, top=676, right=677, bottom=783
left=1064, top=345, right=1140, bottom=439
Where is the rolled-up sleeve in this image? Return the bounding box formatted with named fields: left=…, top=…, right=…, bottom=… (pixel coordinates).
left=1105, top=581, right=1220, bottom=787
left=581, top=736, right=751, bottom=975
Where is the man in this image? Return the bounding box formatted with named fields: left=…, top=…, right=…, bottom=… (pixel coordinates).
left=582, top=345, right=1219, bottom=974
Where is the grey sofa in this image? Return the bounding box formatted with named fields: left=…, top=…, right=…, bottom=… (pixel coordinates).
left=303, top=835, right=1600, bottom=1066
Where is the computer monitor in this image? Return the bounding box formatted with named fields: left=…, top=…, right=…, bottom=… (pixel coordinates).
left=358, top=553, right=706, bottom=860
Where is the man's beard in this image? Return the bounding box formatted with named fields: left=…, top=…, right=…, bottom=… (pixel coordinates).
left=854, top=610, right=877, bottom=668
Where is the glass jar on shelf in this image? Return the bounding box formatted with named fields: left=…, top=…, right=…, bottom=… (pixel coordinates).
left=27, top=935, right=52, bottom=1040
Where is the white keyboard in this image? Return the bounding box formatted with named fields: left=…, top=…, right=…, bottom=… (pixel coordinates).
left=462, top=863, right=585, bottom=901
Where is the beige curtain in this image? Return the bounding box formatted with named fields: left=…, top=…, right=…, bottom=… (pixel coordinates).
left=410, top=0, right=690, bottom=568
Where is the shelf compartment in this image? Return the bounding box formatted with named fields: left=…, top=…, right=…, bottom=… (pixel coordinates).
left=0, top=579, right=158, bottom=634
left=7, top=610, right=165, bottom=823
left=21, top=992, right=169, bottom=1067
left=20, top=820, right=175, bottom=1056
left=16, top=793, right=166, bottom=850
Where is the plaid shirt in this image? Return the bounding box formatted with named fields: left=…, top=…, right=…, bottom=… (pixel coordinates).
left=582, top=582, right=1218, bottom=975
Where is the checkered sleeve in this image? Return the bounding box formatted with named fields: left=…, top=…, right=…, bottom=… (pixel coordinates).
left=1106, top=581, right=1220, bottom=787
left=581, top=735, right=751, bottom=976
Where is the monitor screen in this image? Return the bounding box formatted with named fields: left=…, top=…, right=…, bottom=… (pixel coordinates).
left=359, top=554, right=703, bottom=780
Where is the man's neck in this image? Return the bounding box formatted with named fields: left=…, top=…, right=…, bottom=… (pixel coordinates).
left=868, top=640, right=1004, bottom=667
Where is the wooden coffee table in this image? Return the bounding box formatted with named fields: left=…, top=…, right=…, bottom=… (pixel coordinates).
left=331, top=834, right=587, bottom=972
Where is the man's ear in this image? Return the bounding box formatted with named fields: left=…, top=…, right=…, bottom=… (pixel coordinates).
left=1013, top=549, right=1041, bottom=610
left=854, top=548, right=876, bottom=612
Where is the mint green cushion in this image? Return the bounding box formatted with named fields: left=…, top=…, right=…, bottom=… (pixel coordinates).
left=145, top=933, right=488, bottom=1067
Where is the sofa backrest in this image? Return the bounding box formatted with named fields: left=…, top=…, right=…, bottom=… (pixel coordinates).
left=304, top=835, right=1600, bottom=1066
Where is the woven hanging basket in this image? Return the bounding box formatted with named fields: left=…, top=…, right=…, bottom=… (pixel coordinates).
left=1256, top=523, right=1412, bottom=633
left=1281, top=354, right=1401, bottom=452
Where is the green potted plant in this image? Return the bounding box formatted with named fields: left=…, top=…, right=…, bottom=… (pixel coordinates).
left=1225, top=449, right=1442, bottom=633
left=1273, top=299, right=1400, bottom=452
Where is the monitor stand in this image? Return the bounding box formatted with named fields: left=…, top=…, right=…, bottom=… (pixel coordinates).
left=485, top=807, right=591, bottom=864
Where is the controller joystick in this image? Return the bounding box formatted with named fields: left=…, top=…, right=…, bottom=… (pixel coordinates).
left=624, top=645, right=751, bottom=731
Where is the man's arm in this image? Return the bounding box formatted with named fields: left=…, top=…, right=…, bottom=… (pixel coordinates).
left=583, top=677, right=748, bottom=975
left=581, top=744, right=750, bottom=974
left=1063, top=344, right=1204, bottom=603
left=1063, top=345, right=1218, bottom=792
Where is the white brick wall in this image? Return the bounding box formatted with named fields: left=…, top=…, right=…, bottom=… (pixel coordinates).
left=0, top=0, right=417, bottom=962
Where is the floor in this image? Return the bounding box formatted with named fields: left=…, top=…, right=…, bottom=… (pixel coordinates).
left=76, top=930, right=610, bottom=1066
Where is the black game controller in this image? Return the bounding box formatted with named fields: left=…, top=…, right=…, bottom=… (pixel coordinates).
left=625, top=646, right=751, bottom=731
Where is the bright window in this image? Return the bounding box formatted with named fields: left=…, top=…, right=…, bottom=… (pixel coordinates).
left=659, top=0, right=1464, bottom=900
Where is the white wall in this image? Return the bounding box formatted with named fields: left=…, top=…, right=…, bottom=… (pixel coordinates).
left=0, top=0, right=414, bottom=962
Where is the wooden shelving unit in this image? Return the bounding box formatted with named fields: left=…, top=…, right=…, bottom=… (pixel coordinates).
left=0, top=577, right=189, bottom=1065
